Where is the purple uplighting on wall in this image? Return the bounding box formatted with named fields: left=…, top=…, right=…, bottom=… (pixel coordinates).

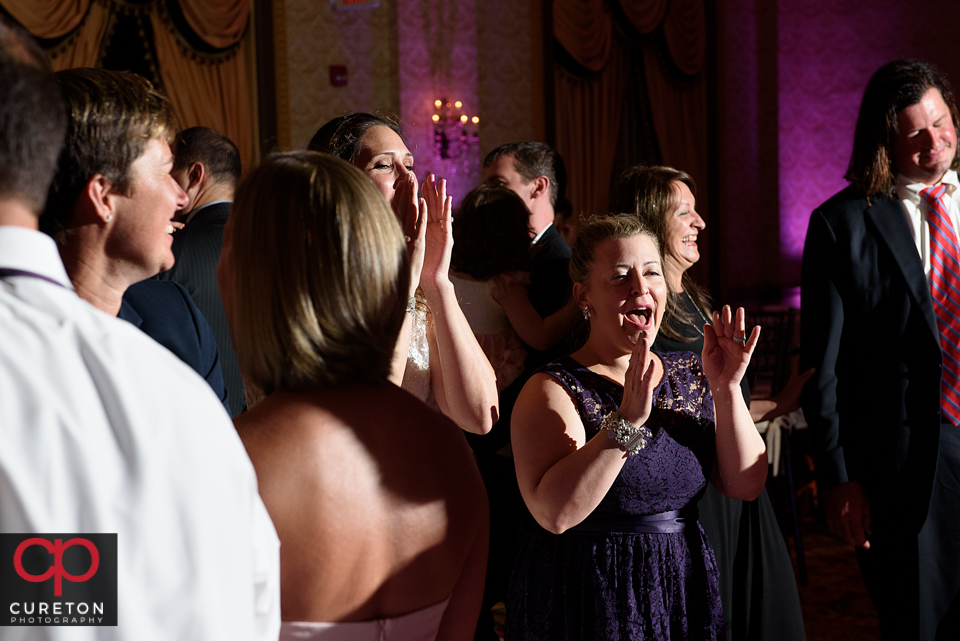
left=776, top=1, right=914, bottom=285
left=718, top=0, right=960, bottom=301
left=396, top=0, right=481, bottom=209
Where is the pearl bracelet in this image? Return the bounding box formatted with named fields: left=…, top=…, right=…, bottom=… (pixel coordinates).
left=600, top=410, right=652, bottom=456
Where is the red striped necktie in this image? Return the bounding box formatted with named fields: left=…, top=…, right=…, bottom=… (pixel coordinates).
left=921, top=184, right=960, bottom=425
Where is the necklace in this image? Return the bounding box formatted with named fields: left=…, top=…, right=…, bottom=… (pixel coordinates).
left=682, top=291, right=711, bottom=336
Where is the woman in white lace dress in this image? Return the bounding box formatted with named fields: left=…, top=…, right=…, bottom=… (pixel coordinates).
left=310, top=114, right=498, bottom=434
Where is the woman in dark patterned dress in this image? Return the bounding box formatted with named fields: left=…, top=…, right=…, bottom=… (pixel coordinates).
left=506, top=214, right=767, bottom=640
left=611, top=165, right=808, bottom=641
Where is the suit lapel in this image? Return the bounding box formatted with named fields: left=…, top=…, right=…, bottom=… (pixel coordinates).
left=865, top=196, right=940, bottom=341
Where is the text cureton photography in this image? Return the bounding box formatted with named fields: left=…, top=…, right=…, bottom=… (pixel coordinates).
left=0, top=534, right=117, bottom=627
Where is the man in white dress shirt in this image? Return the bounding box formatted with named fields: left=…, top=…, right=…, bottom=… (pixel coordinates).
left=801, top=59, right=960, bottom=639
left=0, top=19, right=279, bottom=640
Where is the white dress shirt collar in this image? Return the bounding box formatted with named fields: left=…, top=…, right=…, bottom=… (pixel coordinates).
left=532, top=221, right=554, bottom=245
left=0, top=226, right=74, bottom=289
left=896, top=169, right=960, bottom=204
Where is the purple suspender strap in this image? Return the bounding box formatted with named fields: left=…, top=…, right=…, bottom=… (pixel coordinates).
left=0, top=268, right=66, bottom=288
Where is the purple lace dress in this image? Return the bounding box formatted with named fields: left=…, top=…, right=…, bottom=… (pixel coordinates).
left=506, top=352, right=723, bottom=640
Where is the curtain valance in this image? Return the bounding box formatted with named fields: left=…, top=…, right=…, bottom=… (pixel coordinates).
left=553, top=0, right=703, bottom=75
left=0, top=0, right=247, bottom=53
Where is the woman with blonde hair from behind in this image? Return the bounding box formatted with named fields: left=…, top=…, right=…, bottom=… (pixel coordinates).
left=218, top=151, right=488, bottom=640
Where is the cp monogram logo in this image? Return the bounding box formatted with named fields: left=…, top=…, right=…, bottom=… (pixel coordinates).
left=13, top=538, right=100, bottom=596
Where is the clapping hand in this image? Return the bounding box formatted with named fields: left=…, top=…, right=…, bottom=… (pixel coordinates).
left=393, top=172, right=426, bottom=297
left=618, top=330, right=657, bottom=427
left=701, top=305, right=760, bottom=391
left=420, top=173, right=454, bottom=291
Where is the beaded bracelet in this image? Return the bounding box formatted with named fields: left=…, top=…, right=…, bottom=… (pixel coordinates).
left=600, top=410, right=652, bottom=456
left=406, top=296, right=417, bottom=314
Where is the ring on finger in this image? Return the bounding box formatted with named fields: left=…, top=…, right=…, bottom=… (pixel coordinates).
left=733, top=336, right=747, bottom=343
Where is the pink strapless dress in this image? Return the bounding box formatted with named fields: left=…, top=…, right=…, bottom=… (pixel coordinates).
left=279, top=597, right=450, bottom=641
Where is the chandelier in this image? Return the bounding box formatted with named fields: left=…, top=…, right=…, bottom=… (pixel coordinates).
left=432, top=98, right=480, bottom=168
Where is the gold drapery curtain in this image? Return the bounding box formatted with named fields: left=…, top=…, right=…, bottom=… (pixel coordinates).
left=553, top=0, right=703, bottom=73
left=662, top=0, right=705, bottom=76
left=643, top=43, right=707, bottom=198
left=48, top=1, right=110, bottom=71
left=0, top=0, right=255, bottom=172
left=554, top=45, right=625, bottom=218
left=618, top=0, right=667, bottom=35
left=2, top=0, right=90, bottom=39
left=552, top=0, right=706, bottom=219
left=151, top=11, right=253, bottom=176
left=177, top=0, right=248, bottom=49
left=553, top=0, right=612, bottom=73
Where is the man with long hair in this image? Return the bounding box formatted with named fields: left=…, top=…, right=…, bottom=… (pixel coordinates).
left=801, top=59, right=960, bottom=639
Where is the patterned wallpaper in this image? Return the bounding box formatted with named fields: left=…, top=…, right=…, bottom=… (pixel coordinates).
left=716, top=0, right=770, bottom=298
left=397, top=0, right=481, bottom=206
left=279, top=0, right=545, bottom=207
left=282, top=0, right=399, bottom=150
left=717, top=0, right=960, bottom=301
left=478, top=0, right=544, bottom=157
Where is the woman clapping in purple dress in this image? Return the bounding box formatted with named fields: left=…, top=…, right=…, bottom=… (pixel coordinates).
left=506, top=214, right=767, bottom=640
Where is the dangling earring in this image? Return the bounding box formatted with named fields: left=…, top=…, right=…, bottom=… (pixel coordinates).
left=582, top=305, right=590, bottom=319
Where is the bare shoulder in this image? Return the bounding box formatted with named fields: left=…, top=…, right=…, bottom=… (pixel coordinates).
left=236, top=384, right=482, bottom=501
left=513, top=371, right=586, bottom=453
left=515, top=372, right=581, bottom=425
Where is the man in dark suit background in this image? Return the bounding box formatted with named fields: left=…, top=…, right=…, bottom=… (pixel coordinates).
left=159, top=127, right=244, bottom=416
left=480, top=140, right=572, bottom=448
left=483, top=142, right=572, bottom=319
left=801, top=59, right=960, bottom=639
left=469, top=142, right=571, bottom=640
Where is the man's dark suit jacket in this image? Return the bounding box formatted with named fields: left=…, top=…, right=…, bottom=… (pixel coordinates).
left=800, top=185, right=943, bottom=530
left=528, top=224, right=573, bottom=318
left=120, top=279, right=230, bottom=416
left=157, top=202, right=244, bottom=417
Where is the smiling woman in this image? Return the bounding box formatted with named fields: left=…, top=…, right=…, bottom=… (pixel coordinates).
left=611, top=163, right=808, bottom=641
left=506, top=213, right=765, bottom=640
left=37, top=67, right=229, bottom=411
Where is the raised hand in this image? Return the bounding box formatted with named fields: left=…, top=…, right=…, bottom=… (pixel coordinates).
left=618, top=330, right=658, bottom=427
left=701, top=305, right=760, bottom=391
left=393, top=172, right=426, bottom=296
left=420, top=173, right=454, bottom=291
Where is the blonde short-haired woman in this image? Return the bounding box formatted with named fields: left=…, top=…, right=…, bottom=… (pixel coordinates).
left=219, top=151, right=488, bottom=640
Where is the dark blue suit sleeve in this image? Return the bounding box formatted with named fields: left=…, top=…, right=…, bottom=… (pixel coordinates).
left=172, top=284, right=230, bottom=416
left=800, top=207, right=849, bottom=490
left=122, top=280, right=230, bottom=415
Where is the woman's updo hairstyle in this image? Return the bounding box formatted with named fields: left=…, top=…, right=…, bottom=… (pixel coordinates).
left=228, top=151, right=410, bottom=394
left=570, top=213, right=661, bottom=284
left=308, top=112, right=405, bottom=163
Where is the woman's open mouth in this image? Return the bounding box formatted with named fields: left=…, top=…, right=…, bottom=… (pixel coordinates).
left=624, top=306, right=654, bottom=330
